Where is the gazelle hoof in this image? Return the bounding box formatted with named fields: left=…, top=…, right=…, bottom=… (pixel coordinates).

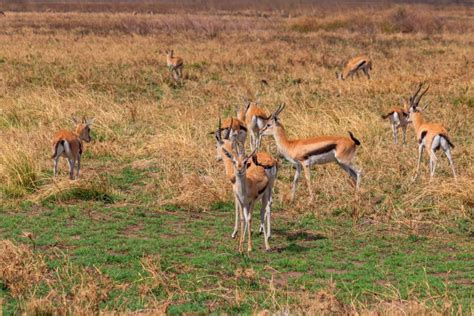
left=231, top=231, right=238, bottom=239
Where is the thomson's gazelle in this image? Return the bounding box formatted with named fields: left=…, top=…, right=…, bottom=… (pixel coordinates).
left=336, top=55, right=372, bottom=80
left=220, top=144, right=272, bottom=253
left=406, top=83, right=456, bottom=180
left=262, top=104, right=362, bottom=202
left=165, top=49, right=184, bottom=82
left=214, top=123, right=277, bottom=243
left=238, top=99, right=270, bottom=150
left=51, top=117, right=94, bottom=180
left=381, top=98, right=410, bottom=144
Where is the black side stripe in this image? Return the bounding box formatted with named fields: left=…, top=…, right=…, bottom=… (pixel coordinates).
left=355, top=60, right=367, bottom=70
left=440, top=134, right=455, bottom=148
left=419, top=130, right=428, bottom=144
left=303, top=144, right=337, bottom=160
left=256, top=115, right=269, bottom=121
left=252, top=155, right=274, bottom=170
left=258, top=184, right=268, bottom=195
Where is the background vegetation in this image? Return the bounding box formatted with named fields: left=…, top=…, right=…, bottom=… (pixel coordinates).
left=0, top=1, right=472, bottom=314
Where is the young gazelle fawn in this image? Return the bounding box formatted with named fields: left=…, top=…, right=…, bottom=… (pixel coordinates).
left=238, top=99, right=270, bottom=150
left=336, top=55, right=372, bottom=80
left=381, top=98, right=410, bottom=144
left=261, top=104, right=362, bottom=202
left=406, top=83, right=456, bottom=181
left=214, top=123, right=277, bottom=245
left=165, top=49, right=183, bottom=82
left=51, top=117, right=94, bottom=180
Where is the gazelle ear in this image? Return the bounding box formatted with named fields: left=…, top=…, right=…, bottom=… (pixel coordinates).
left=86, top=118, right=95, bottom=126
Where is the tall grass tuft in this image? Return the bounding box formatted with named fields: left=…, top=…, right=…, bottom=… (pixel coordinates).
left=0, top=142, right=41, bottom=198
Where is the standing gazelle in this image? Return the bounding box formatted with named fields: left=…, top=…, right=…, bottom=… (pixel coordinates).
left=51, top=117, right=94, bottom=180
left=238, top=99, right=270, bottom=150
left=261, top=104, right=361, bottom=202
left=214, top=122, right=277, bottom=244
left=406, top=83, right=456, bottom=181
left=381, top=98, right=410, bottom=144
left=336, top=55, right=372, bottom=80
left=220, top=143, right=272, bottom=253
left=165, top=49, right=183, bottom=82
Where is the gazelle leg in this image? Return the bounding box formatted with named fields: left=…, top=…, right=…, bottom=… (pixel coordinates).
left=76, top=154, right=81, bottom=179
left=266, top=192, right=272, bottom=239
left=68, top=159, right=75, bottom=180
left=444, top=148, right=457, bottom=179
left=261, top=194, right=271, bottom=251
left=392, top=124, right=398, bottom=144
left=232, top=196, right=239, bottom=239
left=429, top=151, right=438, bottom=179
left=245, top=203, right=253, bottom=252
left=402, top=126, right=407, bottom=145
left=363, top=68, right=370, bottom=79
left=53, top=156, right=60, bottom=177
left=302, top=163, right=314, bottom=202
left=239, top=203, right=245, bottom=254
left=412, top=143, right=424, bottom=182
left=291, top=163, right=302, bottom=202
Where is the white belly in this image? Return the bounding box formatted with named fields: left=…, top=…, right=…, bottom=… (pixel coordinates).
left=306, top=150, right=336, bottom=166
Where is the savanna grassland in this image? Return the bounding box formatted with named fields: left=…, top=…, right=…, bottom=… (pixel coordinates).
left=0, top=3, right=473, bottom=314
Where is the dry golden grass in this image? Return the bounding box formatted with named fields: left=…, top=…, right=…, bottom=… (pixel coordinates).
left=0, top=4, right=472, bottom=314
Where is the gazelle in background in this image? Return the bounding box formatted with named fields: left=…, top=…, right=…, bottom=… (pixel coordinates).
left=214, top=123, right=277, bottom=250
left=406, top=83, right=456, bottom=181
left=336, top=55, right=372, bottom=80
left=381, top=98, right=411, bottom=144
left=51, top=117, right=94, bottom=180
left=165, top=49, right=183, bottom=82
left=261, top=104, right=361, bottom=202
left=215, top=117, right=247, bottom=147
left=238, top=99, right=270, bottom=150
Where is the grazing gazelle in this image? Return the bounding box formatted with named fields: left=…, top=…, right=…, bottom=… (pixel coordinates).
left=261, top=104, right=362, bottom=202
left=406, top=83, right=456, bottom=181
left=336, top=55, right=372, bottom=80
left=165, top=49, right=183, bottom=82
left=381, top=98, right=410, bottom=144
left=51, top=117, right=94, bottom=180
left=214, top=122, right=277, bottom=242
left=238, top=99, right=270, bottom=150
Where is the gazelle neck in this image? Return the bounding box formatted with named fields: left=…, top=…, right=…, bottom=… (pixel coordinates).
left=272, top=122, right=292, bottom=157
left=412, top=112, right=425, bottom=132
left=234, top=171, right=247, bottom=201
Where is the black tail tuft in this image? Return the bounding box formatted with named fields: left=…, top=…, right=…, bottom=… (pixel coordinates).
left=441, top=134, right=454, bottom=148
left=51, top=140, right=63, bottom=159
left=348, top=131, right=361, bottom=146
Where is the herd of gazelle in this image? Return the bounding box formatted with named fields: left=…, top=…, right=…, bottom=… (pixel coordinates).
left=50, top=53, right=457, bottom=253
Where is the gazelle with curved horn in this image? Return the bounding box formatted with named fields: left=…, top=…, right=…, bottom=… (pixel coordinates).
left=214, top=122, right=277, bottom=251
left=381, top=98, right=411, bottom=144
left=406, top=83, right=456, bottom=181
left=336, top=55, right=372, bottom=80
left=261, top=104, right=362, bottom=202
left=51, top=117, right=94, bottom=180
left=239, top=99, right=270, bottom=150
